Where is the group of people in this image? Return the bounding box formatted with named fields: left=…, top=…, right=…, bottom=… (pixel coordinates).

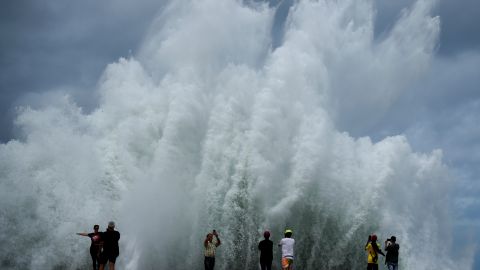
left=365, top=234, right=400, bottom=270
left=203, top=229, right=295, bottom=270
left=77, top=221, right=121, bottom=270
left=204, top=229, right=399, bottom=270
left=79, top=223, right=398, bottom=270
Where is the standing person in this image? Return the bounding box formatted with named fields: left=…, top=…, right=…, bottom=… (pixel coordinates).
left=258, top=231, right=273, bottom=270
left=77, top=224, right=103, bottom=270
left=384, top=236, right=400, bottom=270
left=278, top=229, right=295, bottom=270
left=99, top=221, right=120, bottom=270
left=204, top=229, right=221, bottom=270
left=365, top=234, right=385, bottom=270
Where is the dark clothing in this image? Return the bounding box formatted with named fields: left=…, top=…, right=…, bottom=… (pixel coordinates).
left=258, top=239, right=273, bottom=261
left=88, top=233, right=102, bottom=247
left=204, top=256, right=215, bottom=270
left=87, top=233, right=102, bottom=270
left=387, top=262, right=398, bottom=270
left=260, top=259, right=272, bottom=270
left=258, top=239, right=273, bottom=270
left=371, top=241, right=385, bottom=257
left=98, top=252, right=118, bottom=264
left=385, top=243, right=399, bottom=263
left=99, top=229, right=120, bottom=264
left=101, top=230, right=120, bottom=254
left=90, top=252, right=99, bottom=270
left=367, top=263, right=379, bottom=270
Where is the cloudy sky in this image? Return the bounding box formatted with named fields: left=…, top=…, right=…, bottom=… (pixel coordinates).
left=1, top=0, right=479, bottom=267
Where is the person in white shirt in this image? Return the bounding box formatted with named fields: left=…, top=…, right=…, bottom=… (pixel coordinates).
left=278, top=229, right=295, bottom=270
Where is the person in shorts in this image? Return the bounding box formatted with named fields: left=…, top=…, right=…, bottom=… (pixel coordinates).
left=278, top=229, right=295, bottom=270
left=99, top=221, right=120, bottom=270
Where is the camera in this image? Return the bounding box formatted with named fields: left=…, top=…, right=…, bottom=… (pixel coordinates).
left=385, top=238, right=392, bottom=248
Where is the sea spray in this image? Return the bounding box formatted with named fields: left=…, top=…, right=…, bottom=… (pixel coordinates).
left=0, top=0, right=472, bottom=269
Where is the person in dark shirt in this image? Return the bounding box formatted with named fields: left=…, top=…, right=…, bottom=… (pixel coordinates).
left=99, top=221, right=120, bottom=270
left=384, top=236, right=400, bottom=270
left=77, top=224, right=103, bottom=270
left=258, top=231, right=273, bottom=270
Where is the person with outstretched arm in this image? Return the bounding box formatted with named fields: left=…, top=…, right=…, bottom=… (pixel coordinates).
left=77, top=224, right=103, bottom=270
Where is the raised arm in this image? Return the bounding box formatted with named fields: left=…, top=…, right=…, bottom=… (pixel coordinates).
left=365, top=235, right=371, bottom=249
left=76, top=232, right=89, bottom=237
left=215, top=235, right=221, bottom=247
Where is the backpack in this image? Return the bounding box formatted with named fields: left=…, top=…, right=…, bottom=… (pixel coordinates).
left=372, top=251, right=378, bottom=263
left=370, top=242, right=381, bottom=263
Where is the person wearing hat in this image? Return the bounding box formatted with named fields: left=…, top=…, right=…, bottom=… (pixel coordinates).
left=384, top=236, right=399, bottom=270
left=99, top=221, right=120, bottom=270
left=278, top=229, right=295, bottom=270
left=258, top=230, right=273, bottom=270
left=365, top=234, right=385, bottom=270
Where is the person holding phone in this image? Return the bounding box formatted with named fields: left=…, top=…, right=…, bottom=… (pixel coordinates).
left=384, top=236, right=399, bottom=270
left=204, top=230, right=221, bottom=270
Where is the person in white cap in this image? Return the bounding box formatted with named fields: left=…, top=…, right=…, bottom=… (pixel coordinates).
left=278, top=229, right=295, bottom=270
left=99, top=221, right=120, bottom=270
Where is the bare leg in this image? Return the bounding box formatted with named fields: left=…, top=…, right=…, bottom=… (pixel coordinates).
left=99, top=264, right=104, bottom=270
left=109, top=261, right=115, bottom=270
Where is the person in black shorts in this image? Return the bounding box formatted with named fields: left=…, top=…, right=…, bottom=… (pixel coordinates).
left=77, top=224, right=103, bottom=270
left=258, top=231, right=273, bottom=270
left=99, top=221, right=120, bottom=270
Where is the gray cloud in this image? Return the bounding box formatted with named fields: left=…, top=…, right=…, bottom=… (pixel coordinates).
left=436, top=0, right=480, bottom=55
left=0, top=0, right=479, bottom=267
left=374, top=0, right=480, bottom=55
left=0, top=0, right=165, bottom=141
left=1, top=0, right=479, bottom=141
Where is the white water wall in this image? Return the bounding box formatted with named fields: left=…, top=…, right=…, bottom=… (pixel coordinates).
left=0, top=0, right=473, bottom=269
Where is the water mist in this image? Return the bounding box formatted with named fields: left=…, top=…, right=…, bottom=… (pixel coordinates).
left=0, top=0, right=473, bottom=269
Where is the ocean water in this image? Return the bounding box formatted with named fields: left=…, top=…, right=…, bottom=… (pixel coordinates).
left=0, top=0, right=473, bottom=269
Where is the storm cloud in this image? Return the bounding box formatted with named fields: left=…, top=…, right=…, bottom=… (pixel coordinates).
left=1, top=0, right=479, bottom=268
